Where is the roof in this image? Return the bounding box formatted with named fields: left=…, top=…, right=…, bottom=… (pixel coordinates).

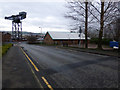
left=1, top=32, right=11, bottom=35
left=47, top=31, right=89, bottom=40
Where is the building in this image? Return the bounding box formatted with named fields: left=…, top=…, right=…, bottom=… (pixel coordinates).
left=1, top=32, right=11, bottom=42
left=0, top=32, right=2, bottom=44
left=44, top=31, right=89, bottom=45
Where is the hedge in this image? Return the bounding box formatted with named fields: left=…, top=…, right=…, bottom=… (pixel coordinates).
left=90, top=38, right=112, bottom=45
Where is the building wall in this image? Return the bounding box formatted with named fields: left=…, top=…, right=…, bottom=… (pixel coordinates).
left=44, top=32, right=85, bottom=45
left=2, top=33, right=11, bottom=42
left=54, top=40, right=79, bottom=45
left=0, top=32, right=2, bottom=44
left=44, top=32, right=54, bottom=44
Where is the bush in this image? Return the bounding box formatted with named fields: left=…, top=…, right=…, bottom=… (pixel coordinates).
left=27, top=36, right=37, bottom=44
left=90, top=38, right=112, bottom=45
left=102, top=38, right=112, bottom=45
left=90, top=38, right=99, bottom=44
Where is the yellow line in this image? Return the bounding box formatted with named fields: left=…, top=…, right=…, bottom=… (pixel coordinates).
left=21, top=48, right=39, bottom=72
left=42, top=77, right=53, bottom=90
left=21, top=47, right=53, bottom=89
left=25, top=58, right=43, bottom=89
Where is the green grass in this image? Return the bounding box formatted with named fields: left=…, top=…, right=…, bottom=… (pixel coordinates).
left=1, top=43, right=13, bottom=56
left=0, top=46, right=2, bottom=58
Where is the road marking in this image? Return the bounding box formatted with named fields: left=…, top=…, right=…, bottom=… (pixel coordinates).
left=21, top=48, right=39, bottom=72
left=25, top=58, right=43, bottom=88
left=21, top=47, right=53, bottom=89
left=20, top=47, right=43, bottom=88
left=42, top=77, right=53, bottom=90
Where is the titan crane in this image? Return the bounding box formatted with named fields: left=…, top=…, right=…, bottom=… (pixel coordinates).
left=5, top=12, right=27, bottom=40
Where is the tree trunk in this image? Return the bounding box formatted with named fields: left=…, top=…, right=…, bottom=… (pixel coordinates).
left=98, top=2, right=104, bottom=49
left=85, top=2, right=88, bottom=48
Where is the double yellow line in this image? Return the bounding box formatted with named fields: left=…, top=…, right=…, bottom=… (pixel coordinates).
left=42, top=77, right=53, bottom=90
left=21, top=48, right=53, bottom=90
left=21, top=48, right=39, bottom=72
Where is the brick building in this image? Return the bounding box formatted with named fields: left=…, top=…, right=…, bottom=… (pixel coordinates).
left=44, top=31, right=89, bottom=45
left=0, top=32, right=2, bottom=44
left=1, top=32, right=11, bottom=42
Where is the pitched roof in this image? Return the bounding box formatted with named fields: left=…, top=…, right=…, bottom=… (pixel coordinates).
left=47, top=31, right=88, bottom=40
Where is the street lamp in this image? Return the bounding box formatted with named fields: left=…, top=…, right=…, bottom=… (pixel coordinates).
left=39, top=27, right=42, bottom=34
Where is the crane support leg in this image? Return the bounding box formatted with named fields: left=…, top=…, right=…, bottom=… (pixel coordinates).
left=12, top=22, right=22, bottom=41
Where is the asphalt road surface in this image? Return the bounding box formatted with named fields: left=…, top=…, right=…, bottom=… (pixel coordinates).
left=18, top=43, right=119, bottom=88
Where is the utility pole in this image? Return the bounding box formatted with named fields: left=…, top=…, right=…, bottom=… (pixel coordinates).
left=79, top=26, right=82, bottom=46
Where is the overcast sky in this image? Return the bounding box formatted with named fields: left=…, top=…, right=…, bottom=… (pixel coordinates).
left=0, top=0, right=71, bottom=33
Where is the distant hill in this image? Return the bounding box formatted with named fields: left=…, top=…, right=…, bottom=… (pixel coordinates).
left=0, top=31, right=43, bottom=35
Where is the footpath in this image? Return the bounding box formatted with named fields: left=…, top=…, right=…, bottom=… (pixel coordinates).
left=58, top=45, right=119, bottom=58
left=0, top=58, right=2, bottom=90
left=2, top=46, right=39, bottom=88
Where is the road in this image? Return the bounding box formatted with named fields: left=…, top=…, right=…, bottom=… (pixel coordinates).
left=18, top=43, right=119, bottom=88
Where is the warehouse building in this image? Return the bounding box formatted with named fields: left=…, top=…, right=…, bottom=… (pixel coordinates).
left=44, top=31, right=89, bottom=45
left=1, top=32, right=11, bottom=42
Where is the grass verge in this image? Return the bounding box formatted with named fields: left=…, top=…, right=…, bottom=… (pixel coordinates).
left=1, top=43, right=13, bottom=56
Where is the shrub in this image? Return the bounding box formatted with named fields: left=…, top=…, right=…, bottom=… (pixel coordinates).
left=90, top=38, right=112, bottom=45
left=102, top=38, right=112, bottom=45
left=90, top=38, right=99, bottom=44
left=27, top=36, right=37, bottom=44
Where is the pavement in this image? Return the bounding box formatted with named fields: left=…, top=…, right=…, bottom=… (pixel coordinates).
left=2, top=46, right=39, bottom=88
left=18, top=43, right=119, bottom=88
left=0, top=42, right=2, bottom=90
left=70, top=44, right=114, bottom=50
left=0, top=58, right=2, bottom=90
left=59, top=46, right=119, bottom=58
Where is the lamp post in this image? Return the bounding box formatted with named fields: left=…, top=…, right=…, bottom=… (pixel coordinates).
left=39, top=27, right=42, bottom=34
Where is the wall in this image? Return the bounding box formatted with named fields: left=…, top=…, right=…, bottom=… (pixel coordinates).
left=2, top=33, right=11, bottom=42
left=44, top=32, right=85, bottom=45
left=54, top=40, right=79, bottom=45
left=44, top=32, right=54, bottom=44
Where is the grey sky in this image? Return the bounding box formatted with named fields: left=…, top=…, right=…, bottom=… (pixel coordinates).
left=0, top=0, right=71, bottom=33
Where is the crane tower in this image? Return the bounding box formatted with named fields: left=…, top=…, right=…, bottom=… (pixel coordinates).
left=5, top=12, right=27, bottom=40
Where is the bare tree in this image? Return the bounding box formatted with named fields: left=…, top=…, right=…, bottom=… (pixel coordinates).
left=98, top=2, right=104, bottom=49
left=65, top=0, right=119, bottom=49
left=85, top=2, right=88, bottom=48
left=89, top=1, right=119, bottom=49
left=103, top=16, right=120, bottom=41
left=27, top=35, right=37, bottom=44
left=65, top=0, right=93, bottom=48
